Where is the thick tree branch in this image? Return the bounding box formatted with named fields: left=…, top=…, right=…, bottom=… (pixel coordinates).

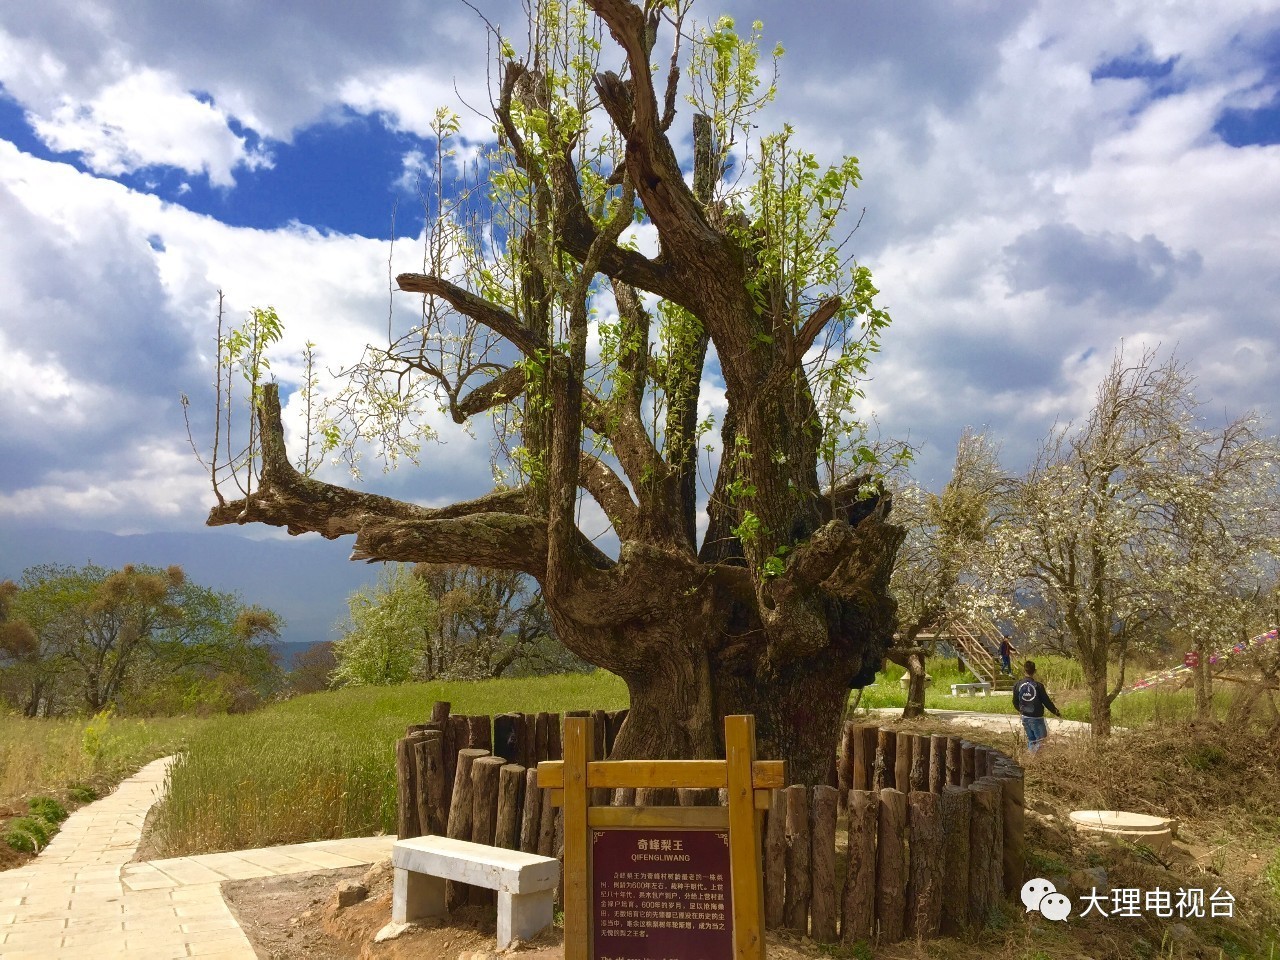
left=579, top=453, right=639, bottom=540
left=350, top=514, right=548, bottom=574
left=397, top=273, right=546, bottom=358
left=789, top=296, right=842, bottom=365
left=450, top=366, right=528, bottom=423
left=207, top=385, right=539, bottom=571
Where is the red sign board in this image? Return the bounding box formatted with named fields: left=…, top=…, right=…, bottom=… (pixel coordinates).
left=591, top=828, right=734, bottom=960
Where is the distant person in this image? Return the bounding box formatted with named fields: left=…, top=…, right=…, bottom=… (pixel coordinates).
left=998, top=635, right=1017, bottom=674
left=1013, top=660, right=1061, bottom=753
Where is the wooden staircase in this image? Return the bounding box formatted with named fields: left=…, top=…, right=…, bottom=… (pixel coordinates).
left=951, top=623, right=1016, bottom=692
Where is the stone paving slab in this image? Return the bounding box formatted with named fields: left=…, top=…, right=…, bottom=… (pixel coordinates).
left=2, top=754, right=397, bottom=958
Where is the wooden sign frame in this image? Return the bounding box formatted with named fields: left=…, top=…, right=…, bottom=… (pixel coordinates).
left=538, top=714, right=783, bottom=960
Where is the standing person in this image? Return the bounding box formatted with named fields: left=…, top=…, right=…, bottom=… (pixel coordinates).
left=998, top=634, right=1017, bottom=675
left=1013, top=660, right=1062, bottom=753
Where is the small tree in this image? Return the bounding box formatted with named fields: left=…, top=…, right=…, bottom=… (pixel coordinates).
left=890, top=430, right=1010, bottom=715
left=332, top=567, right=435, bottom=686
left=0, top=563, right=281, bottom=716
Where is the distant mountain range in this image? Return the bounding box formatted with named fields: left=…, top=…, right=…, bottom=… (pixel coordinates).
left=0, top=522, right=393, bottom=647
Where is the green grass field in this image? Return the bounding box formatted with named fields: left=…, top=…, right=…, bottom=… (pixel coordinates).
left=149, top=670, right=627, bottom=856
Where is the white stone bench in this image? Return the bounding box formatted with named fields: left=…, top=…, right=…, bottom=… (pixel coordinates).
left=950, top=681, right=993, bottom=696
left=392, top=836, right=559, bottom=948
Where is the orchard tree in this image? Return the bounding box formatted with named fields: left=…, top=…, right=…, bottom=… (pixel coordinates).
left=890, top=429, right=1010, bottom=716
left=1151, top=413, right=1280, bottom=718
left=333, top=566, right=436, bottom=686
left=996, top=348, right=1280, bottom=736
left=203, top=0, right=902, bottom=782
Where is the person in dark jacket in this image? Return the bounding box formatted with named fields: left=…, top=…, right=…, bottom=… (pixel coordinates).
left=1012, top=660, right=1061, bottom=753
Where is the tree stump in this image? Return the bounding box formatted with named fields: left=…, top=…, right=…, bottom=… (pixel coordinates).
left=946, top=737, right=961, bottom=787
left=520, top=767, right=541, bottom=853
left=875, top=788, right=907, bottom=943
left=841, top=789, right=876, bottom=944
left=783, top=785, right=811, bottom=933
left=430, top=700, right=451, bottom=723
left=810, top=785, right=839, bottom=942
left=496, top=763, right=525, bottom=850
left=960, top=741, right=976, bottom=788
left=940, top=785, right=971, bottom=935
left=906, top=791, right=943, bottom=938
left=764, top=790, right=786, bottom=929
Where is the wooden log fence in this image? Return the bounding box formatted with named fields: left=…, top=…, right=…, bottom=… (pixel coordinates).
left=395, top=709, right=1024, bottom=946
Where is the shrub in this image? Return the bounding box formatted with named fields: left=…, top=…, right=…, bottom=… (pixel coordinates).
left=4, top=815, right=54, bottom=852
left=68, top=784, right=98, bottom=803
left=28, top=796, right=68, bottom=822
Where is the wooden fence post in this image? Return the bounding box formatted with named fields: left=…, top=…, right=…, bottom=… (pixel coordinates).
left=875, top=788, right=907, bottom=943
left=445, top=748, right=488, bottom=909
left=467, top=714, right=493, bottom=752
left=999, top=765, right=1025, bottom=899
left=894, top=735, right=912, bottom=795
left=549, top=712, right=563, bottom=761
left=967, top=780, right=1000, bottom=928
left=783, top=785, right=811, bottom=933
left=909, top=734, right=929, bottom=793
left=395, top=737, right=418, bottom=839
left=412, top=731, right=445, bottom=836
left=764, top=790, right=786, bottom=929
left=841, top=789, right=876, bottom=944
left=810, top=785, right=839, bottom=943
left=854, top=726, right=876, bottom=789
left=470, top=755, right=506, bottom=905
left=976, top=777, right=1005, bottom=907
left=940, top=785, right=971, bottom=935
left=519, top=767, right=542, bottom=853
left=561, top=716, right=592, bottom=960
left=874, top=729, right=895, bottom=791
left=534, top=711, right=552, bottom=764
left=495, top=763, right=525, bottom=850
left=906, top=791, right=943, bottom=938
left=493, top=713, right=520, bottom=763
left=836, top=722, right=855, bottom=811
left=930, top=734, right=947, bottom=794
left=961, top=742, right=976, bottom=788
left=946, top=737, right=961, bottom=786
left=536, top=782, right=557, bottom=858
left=430, top=700, right=451, bottom=723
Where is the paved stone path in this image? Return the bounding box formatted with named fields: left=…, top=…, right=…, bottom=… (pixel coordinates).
left=0, top=756, right=395, bottom=959
left=866, top=706, right=1095, bottom=735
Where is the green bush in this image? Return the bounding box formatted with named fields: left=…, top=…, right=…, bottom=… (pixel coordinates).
left=67, top=784, right=99, bottom=803
left=4, top=815, right=55, bottom=852
left=28, top=796, right=68, bottom=822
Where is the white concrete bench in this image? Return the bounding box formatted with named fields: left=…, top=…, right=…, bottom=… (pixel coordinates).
left=392, top=836, right=559, bottom=948
left=950, top=681, right=992, bottom=696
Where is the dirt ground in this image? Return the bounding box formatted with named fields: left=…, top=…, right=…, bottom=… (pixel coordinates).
left=220, top=859, right=846, bottom=960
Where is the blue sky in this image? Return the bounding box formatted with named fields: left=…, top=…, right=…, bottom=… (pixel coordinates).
left=1, top=0, right=1279, bottom=586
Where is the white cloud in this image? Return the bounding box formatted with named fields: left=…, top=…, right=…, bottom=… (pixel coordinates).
left=29, top=68, right=272, bottom=186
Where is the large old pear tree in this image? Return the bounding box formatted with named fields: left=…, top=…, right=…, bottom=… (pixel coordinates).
left=202, top=0, right=904, bottom=784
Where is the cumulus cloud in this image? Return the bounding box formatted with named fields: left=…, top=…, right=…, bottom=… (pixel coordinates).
left=29, top=69, right=271, bottom=186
